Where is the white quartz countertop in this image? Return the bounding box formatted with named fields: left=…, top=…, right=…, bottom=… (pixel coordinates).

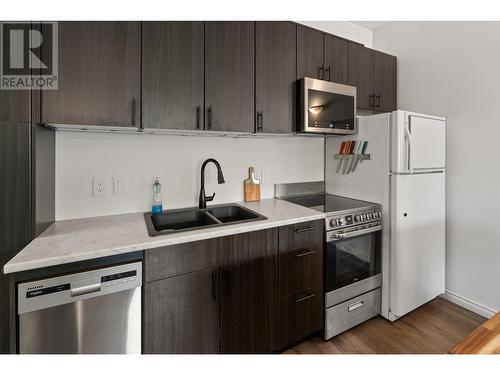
left=3, top=198, right=324, bottom=274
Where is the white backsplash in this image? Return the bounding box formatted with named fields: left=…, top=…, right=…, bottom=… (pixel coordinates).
left=55, top=131, right=324, bottom=220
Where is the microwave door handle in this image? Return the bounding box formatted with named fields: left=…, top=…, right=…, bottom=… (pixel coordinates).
left=404, top=121, right=412, bottom=173
left=327, top=225, right=383, bottom=241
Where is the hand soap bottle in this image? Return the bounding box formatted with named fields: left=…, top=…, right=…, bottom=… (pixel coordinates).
left=152, top=177, right=163, bottom=215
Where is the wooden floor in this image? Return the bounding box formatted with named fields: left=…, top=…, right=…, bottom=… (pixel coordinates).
left=285, top=297, right=486, bottom=354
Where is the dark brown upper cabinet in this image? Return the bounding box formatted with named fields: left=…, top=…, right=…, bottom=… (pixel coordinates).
left=374, top=51, right=397, bottom=112
left=348, top=43, right=397, bottom=112
left=297, top=25, right=324, bottom=80
left=324, top=34, right=349, bottom=85
left=205, top=22, right=254, bottom=133
left=42, top=22, right=140, bottom=127
left=0, top=91, right=30, bottom=123
left=142, top=22, right=204, bottom=130
left=348, top=42, right=375, bottom=109
left=255, top=22, right=296, bottom=134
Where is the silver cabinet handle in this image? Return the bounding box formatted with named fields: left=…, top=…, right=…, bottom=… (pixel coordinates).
left=328, top=225, right=382, bottom=241
left=296, top=293, right=315, bottom=303
left=296, top=250, right=316, bottom=258
left=71, top=283, right=101, bottom=297
left=348, top=300, right=364, bottom=312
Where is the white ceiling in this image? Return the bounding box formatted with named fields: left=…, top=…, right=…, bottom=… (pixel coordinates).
left=351, top=21, right=391, bottom=30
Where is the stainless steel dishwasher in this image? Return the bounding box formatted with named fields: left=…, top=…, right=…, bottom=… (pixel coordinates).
left=17, top=261, right=142, bottom=354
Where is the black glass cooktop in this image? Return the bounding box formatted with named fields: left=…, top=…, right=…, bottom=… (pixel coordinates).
left=283, top=193, right=374, bottom=214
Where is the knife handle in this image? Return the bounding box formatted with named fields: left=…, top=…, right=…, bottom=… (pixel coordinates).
left=349, top=141, right=356, bottom=154
left=339, top=141, right=345, bottom=155
left=361, top=141, right=368, bottom=154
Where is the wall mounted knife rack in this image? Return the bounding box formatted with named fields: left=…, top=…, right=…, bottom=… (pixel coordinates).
left=333, top=154, right=371, bottom=175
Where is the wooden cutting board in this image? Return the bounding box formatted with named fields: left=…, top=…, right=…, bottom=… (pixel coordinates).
left=244, top=167, right=261, bottom=202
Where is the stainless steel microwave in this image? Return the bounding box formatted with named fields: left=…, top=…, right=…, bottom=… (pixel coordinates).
left=297, top=77, right=357, bottom=135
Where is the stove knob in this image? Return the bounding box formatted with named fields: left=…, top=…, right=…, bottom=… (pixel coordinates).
left=367, top=213, right=373, bottom=220
left=354, top=214, right=360, bottom=222
left=362, top=214, right=366, bottom=221
left=330, top=219, right=337, bottom=227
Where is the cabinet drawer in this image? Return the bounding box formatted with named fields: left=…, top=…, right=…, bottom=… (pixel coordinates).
left=278, top=287, right=323, bottom=349
left=279, top=245, right=323, bottom=297
left=145, top=238, right=219, bottom=282
left=279, top=220, right=323, bottom=252
left=325, top=288, right=381, bottom=339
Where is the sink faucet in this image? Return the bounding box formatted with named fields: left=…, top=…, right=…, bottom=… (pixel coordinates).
left=199, top=158, right=225, bottom=209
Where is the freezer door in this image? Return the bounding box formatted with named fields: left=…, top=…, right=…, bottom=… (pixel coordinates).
left=390, top=172, right=445, bottom=318
left=392, top=112, right=446, bottom=173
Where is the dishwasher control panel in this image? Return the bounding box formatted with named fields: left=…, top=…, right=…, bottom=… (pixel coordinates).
left=18, top=262, right=142, bottom=315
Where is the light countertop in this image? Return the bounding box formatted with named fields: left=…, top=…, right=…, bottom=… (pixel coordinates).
left=3, top=198, right=324, bottom=274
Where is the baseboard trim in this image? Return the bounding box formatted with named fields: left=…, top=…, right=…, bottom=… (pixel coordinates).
left=442, top=290, right=497, bottom=318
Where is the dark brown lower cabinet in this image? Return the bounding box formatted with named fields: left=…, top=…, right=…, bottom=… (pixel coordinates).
left=220, top=258, right=277, bottom=352
left=278, top=287, right=323, bottom=349
left=143, top=225, right=323, bottom=354
left=143, top=267, right=220, bottom=354
left=219, top=229, right=278, bottom=353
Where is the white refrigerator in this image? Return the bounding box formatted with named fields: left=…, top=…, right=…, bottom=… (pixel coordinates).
left=325, top=110, right=446, bottom=321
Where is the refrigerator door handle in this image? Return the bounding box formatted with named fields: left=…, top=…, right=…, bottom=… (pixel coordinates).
left=404, top=121, right=412, bottom=173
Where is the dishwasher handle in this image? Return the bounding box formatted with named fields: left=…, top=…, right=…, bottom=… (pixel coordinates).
left=71, top=283, right=101, bottom=297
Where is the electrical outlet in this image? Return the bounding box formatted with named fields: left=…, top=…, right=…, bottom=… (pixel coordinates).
left=113, top=176, right=129, bottom=195
left=92, top=177, right=108, bottom=196
left=260, top=169, right=270, bottom=184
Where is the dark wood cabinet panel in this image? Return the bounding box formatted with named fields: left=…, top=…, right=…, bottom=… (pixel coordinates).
left=324, top=35, right=349, bottom=84
left=205, top=22, right=254, bottom=132
left=278, top=286, right=323, bottom=350
left=219, top=229, right=278, bottom=353
left=374, top=51, right=397, bottom=112
left=348, top=43, right=375, bottom=109
left=279, top=245, right=323, bottom=298
left=255, top=22, right=296, bottom=134
left=42, top=21, right=140, bottom=127
left=142, top=22, right=204, bottom=130
left=144, top=237, right=219, bottom=282
left=143, top=268, right=220, bottom=354
left=297, top=25, right=324, bottom=80
left=0, top=92, right=30, bottom=123
left=0, top=123, right=32, bottom=253
left=278, top=220, right=324, bottom=252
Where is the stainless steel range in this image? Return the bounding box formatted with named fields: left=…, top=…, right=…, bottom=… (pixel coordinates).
left=276, top=182, right=382, bottom=340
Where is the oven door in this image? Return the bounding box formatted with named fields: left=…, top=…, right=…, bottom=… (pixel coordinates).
left=325, top=224, right=382, bottom=294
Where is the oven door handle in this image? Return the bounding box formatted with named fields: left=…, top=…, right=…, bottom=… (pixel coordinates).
left=327, top=225, right=382, bottom=241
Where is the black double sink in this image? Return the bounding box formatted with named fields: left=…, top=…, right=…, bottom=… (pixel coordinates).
left=144, top=204, right=267, bottom=236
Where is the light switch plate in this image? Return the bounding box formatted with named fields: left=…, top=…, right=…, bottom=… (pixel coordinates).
left=92, top=177, right=108, bottom=196
left=113, top=176, right=129, bottom=195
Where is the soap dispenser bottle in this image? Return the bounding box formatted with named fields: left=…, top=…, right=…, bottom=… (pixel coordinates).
left=152, top=177, right=163, bottom=215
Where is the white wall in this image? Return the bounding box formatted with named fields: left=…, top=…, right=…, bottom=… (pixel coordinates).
left=56, top=132, right=324, bottom=220
left=298, top=21, right=373, bottom=47
left=373, top=22, right=500, bottom=315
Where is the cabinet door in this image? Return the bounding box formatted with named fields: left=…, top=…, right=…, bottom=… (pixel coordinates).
left=374, top=51, right=397, bottom=112
left=205, top=22, right=254, bottom=132
left=42, top=22, right=140, bottom=127
left=297, top=25, right=324, bottom=80
left=348, top=43, right=375, bottom=110
left=0, top=123, right=32, bottom=253
left=0, top=92, right=30, bottom=123
left=142, top=22, right=204, bottom=130
left=324, top=34, right=349, bottom=84
left=219, top=229, right=278, bottom=353
left=255, top=22, right=296, bottom=134
left=143, top=268, right=220, bottom=354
